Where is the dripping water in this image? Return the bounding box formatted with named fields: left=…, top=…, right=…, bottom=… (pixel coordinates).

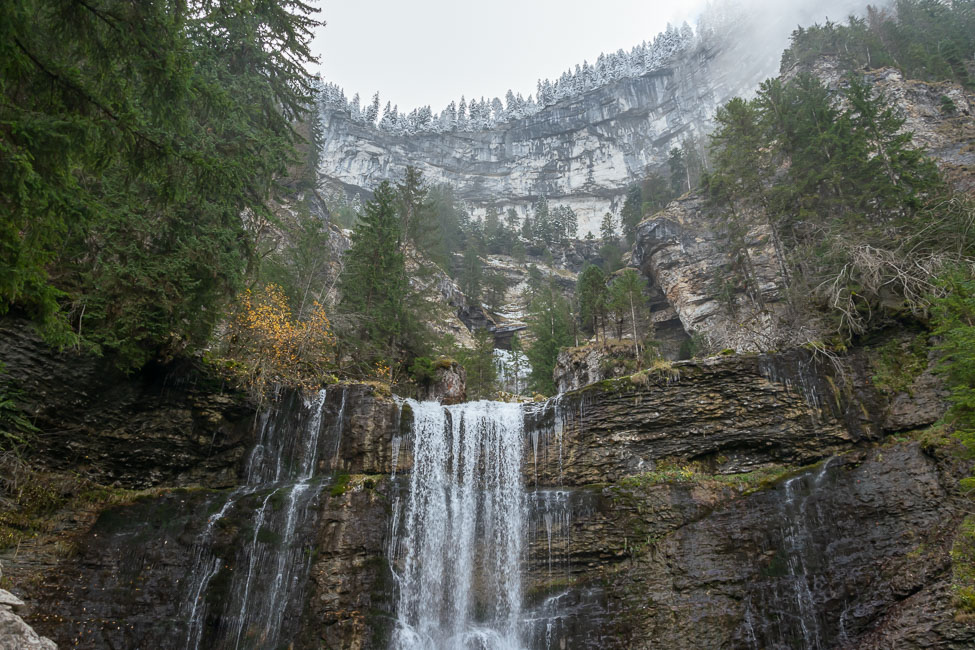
left=181, top=387, right=344, bottom=650
left=389, top=399, right=526, bottom=650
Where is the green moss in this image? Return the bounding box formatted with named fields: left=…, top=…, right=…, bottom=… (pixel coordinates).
left=951, top=516, right=975, bottom=620
left=617, top=461, right=799, bottom=494
left=870, top=335, right=929, bottom=396
left=0, top=459, right=167, bottom=551
left=330, top=472, right=351, bottom=497
left=762, top=550, right=789, bottom=578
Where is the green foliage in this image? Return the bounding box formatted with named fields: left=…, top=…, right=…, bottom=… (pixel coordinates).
left=870, top=335, right=930, bottom=395
left=577, top=264, right=609, bottom=342
left=932, top=272, right=975, bottom=489
left=608, top=269, right=649, bottom=352
left=526, top=280, right=573, bottom=395
left=0, top=365, right=37, bottom=451
left=951, top=516, right=975, bottom=618
left=423, top=184, right=468, bottom=267
left=459, top=240, right=484, bottom=303
left=330, top=472, right=351, bottom=498
left=256, top=198, right=331, bottom=320
left=619, top=461, right=797, bottom=492
left=483, top=270, right=510, bottom=314
left=707, top=69, right=966, bottom=339
left=338, top=182, right=423, bottom=375
left=457, top=330, right=499, bottom=400
left=1, top=0, right=322, bottom=369
left=782, top=2, right=975, bottom=88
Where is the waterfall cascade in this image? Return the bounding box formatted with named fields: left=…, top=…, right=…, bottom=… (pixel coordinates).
left=390, top=400, right=526, bottom=650
left=181, top=387, right=347, bottom=650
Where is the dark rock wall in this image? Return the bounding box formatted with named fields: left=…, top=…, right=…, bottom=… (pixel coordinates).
left=7, top=329, right=974, bottom=649
left=0, top=320, right=255, bottom=488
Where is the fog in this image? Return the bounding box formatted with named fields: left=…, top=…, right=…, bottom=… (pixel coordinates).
left=312, top=0, right=884, bottom=113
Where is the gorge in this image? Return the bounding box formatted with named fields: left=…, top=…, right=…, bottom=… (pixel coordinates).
left=2, top=1, right=975, bottom=649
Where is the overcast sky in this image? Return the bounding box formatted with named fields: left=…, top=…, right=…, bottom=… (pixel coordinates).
left=311, top=0, right=709, bottom=113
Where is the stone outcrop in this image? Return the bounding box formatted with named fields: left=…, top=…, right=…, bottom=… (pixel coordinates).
left=0, top=584, right=56, bottom=650
left=630, top=196, right=808, bottom=353
left=528, top=352, right=869, bottom=486
left=417, top=361, right=466, bottom=405
left=554, top=343, right=640, bottom=394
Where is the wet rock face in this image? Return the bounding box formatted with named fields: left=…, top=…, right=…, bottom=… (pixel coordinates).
left=603, top=446, right=975, bottom=650
left=28, top=479, right=394, bottom=650
left=527, top=354, right=863, bottom=487
left=0, top=319, right=255, bottom=489
left=297, top=480, right=395, bottom=650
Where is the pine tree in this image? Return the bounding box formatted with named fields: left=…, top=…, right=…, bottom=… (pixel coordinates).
left=621, top=185, right=644, bottom=244
left=609, top=269, right=649, bottom=357
left=669, top=147, right=689, bottom=195
left=395, top=166, right=431, bottom=248
left=526, top=280, right=572, bottom=395
left=577, top=264, right=609, bottom=343
left=460, top=329, right=499, bottom=400
left=460, top=240, right=484, bottom=303
left=339, top=182, right=416, bottom=370
left=366, top=92, right=381, bottom=124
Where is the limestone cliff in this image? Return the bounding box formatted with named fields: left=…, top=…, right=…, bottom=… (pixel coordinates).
left=629, top=66, right=975, bottom=353
left=317, top=30, right=780, bottom=235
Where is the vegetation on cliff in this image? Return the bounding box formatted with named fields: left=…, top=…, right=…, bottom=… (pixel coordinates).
left=782, top=0, right=975, bottom=88
left=1, top=0, right=322, bottom=369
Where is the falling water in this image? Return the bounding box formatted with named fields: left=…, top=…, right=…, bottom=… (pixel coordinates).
left=180, top=387, right=345, bottom=650
left=390, top=399, right=526, bottom=650
left=742, top=458, right=838, bottom=649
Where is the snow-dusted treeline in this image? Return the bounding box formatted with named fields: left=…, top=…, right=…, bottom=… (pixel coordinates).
left=316, top=21, right=698, bottom=135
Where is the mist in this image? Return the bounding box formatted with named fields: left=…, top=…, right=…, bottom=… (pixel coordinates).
left=313, top=0, right=888, bottom=114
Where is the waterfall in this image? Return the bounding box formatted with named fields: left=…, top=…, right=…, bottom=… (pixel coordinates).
left=741, top=457, right=838, bottom=649
left=390, top=400, right=526, bottom=650
left=180, top=387, right=345, bottom=650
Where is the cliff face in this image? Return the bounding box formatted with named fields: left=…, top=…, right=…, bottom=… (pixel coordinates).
left=629, top=67, right=975, bottom=353
left=7, top=336, right=972, bottom=649
left=318, top=35, right=780, bottom=235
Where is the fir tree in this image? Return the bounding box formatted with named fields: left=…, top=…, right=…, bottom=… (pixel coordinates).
left=577, top=264, right=609, bottom=343
left=526, top=281, right=572, bottom=395
left=0, top=0, right=322, bottom=368
left=338, top=182, right=417, bottom=371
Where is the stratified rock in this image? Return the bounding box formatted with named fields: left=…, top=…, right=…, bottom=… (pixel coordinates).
left=0, top=319, right=255, bottom=489
left=527, top=352, right=864, bottom=486
left=630, top=196, right=805, bottom=353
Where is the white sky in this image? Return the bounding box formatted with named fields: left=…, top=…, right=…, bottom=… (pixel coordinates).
left=311, top=0, right=709, bottom=114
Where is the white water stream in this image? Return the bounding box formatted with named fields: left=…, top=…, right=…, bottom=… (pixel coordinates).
left=390, top=400, right=527, bottom=650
